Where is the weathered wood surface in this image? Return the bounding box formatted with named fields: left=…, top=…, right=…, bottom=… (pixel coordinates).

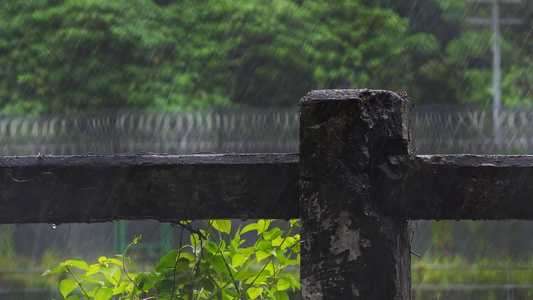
left=299, top=89, right=412, bottom=299
left=375, top=154, right=533, bottom=221
left=0, top=153, right=299, bottom=224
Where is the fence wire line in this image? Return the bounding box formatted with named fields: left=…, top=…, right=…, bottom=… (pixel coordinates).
left=0, top=108, right=299, bottom=155
left=3, top=105, right=533, bottom=155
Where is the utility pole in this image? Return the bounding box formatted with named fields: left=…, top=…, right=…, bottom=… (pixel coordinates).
left=467, top=0, right=522, bottom=139
left=492, top=0, right=502, bottom=139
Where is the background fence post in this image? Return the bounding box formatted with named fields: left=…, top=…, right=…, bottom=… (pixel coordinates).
left=299, top=89, right=413, bottom=299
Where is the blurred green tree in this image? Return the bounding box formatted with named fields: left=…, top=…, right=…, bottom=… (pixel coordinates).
left=0, top=0, right=530, bottom=114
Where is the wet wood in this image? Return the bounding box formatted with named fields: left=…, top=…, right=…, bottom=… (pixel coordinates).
left=374, top=154, right=533, bottom=221
left=299, top=89, right=412, bottom=300
left=0, top=153, right=299, bottom=224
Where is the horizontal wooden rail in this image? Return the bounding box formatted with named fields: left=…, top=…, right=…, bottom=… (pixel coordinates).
left=0, top=153, right=299, bottom=224
left=4, top=152, right=533, bottom=224
left=375, top=154, right=533, bottom=220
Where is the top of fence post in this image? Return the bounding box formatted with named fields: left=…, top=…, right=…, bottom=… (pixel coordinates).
left=299, top=89, right=413, bottom=299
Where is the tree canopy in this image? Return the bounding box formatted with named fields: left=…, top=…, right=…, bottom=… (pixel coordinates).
left=0, top=0, right=530, bottom=114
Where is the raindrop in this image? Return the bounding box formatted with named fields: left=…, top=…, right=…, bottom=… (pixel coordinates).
left=52, top=224, right=57, bottom=229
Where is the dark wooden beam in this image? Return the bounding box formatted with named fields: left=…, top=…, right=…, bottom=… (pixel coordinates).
left=0, top=153, right=299, bottom=224
left=300, top=89, right=412, bottom=299
left=374, top=154, right=533, bottom=220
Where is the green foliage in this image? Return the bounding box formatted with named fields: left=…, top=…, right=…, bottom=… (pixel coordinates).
left=0, top=0, right=530, bottom=113
left=423, top=221, right=533, bottom=262
left=412, top=255, right=533, bottom=300
left=43, top=219, right=300, bottom=300
left=0, top=0, right=234, bottom=114
left=434, top=0, right=532, bottom=105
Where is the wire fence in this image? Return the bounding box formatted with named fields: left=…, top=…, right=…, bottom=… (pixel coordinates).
left=3, top=104, right=533, bottom=156
left=412, top=104, right=533, bottom=154
left=0, top=108, right=299, bottom=155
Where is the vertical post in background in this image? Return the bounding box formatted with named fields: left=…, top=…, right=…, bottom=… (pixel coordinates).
left=299, top=89, right=413, bottom=299
left=160, top=223, right=173, bottom=256
left=468, top=0, right=523, bottom=140
left=114, top=221, right=127, bottom=254
left=492, top=0, right=502, bottom=139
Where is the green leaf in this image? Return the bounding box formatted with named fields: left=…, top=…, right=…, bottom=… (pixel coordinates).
left=112, top=281, right=128, bottom=295
left=87, top=264, right=100, bottom=276
left=89, top=285, right=99, bottom=297
left=285, top=259, right=299, bottom=266
left=272, top=236, right=294, bottom=249
left=283, top=274, right=300, bottom=290
left=272, top=290, right=290, bottom=300
left=255, top=240, right=271, bottom=252
left=153, top=278, right=174, bottom=291
left=276, top=278, right=291, bottom=290
left=263, top=227, right=283, bottom=241
left=42, top=264, right=68, bottom=276
left=231, top=253, right=247, bottom=267
left=276, top=251, right=287, bottom=265
left=246, top=275, right=269, bottom=285
left=212, top=220, right=231, bottom=234
left=240, top=223, right=257, bottom=234
left=106, top=258, right=123, bottom=267
left=205, top=241, right=219, bottom=254
left=64, top=260, right=89, bottom=271
left=224, top=289, right=241, bottom=298
left=199, top=277, right=216, bottom=292
left=112, top=267, right=121, bottom=283
left=175, top=258, right=191, bottom=273
left=234, top=270, right=256, bottom=281
left=246, top=287, right=263, bottom=299
left=155, top=249, right=179, bottom=272
left=133, top=272, right=154, bottom=291
left=229, top=240, right=239, bottom=256
left=190, top=233, right=201, bottom=246
left=233, top=228, right=242, bottom=245
left=60, top=279, right=78, bottom=298
left=211, top=255, right=230, bottom=280
left=240, top=246, right=255, bottom=258
left=246, top=272, right=270, bottom=286
left=257, top=220, right=271, bottom=234
left=264, top=262, right=276, bottom=276
left=202, top=251, right=214, bottom=262
left=98, top=265, right=119, bottom=279
left=256, top=250, right=271, bottom=262
left=180, top=252, right=195, bottom=261
left=82, top=275, right=105, bottom=286
left=94, top=287, right=113, bottom=300
left=65, top=295, right=79, bottom=300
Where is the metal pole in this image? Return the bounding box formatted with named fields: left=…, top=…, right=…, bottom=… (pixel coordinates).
left=493, top=0, right=502, bottom=139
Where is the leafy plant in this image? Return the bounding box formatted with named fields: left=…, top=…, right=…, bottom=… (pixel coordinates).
left=43, top=219, right=300, bottom=300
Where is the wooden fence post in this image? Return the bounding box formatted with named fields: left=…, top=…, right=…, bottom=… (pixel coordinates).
left=299, top=89, right=413, bottom=299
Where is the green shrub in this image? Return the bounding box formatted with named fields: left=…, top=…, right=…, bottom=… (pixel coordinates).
left=43, top=219, right=300, bottom=300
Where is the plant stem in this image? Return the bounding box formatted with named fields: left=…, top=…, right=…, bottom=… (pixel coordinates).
left=211, top=227, right=243, bottom=299
left=66, top=266, right=91, bottom=300
left=170, top=225, right=186, bottom=300
left=244, top=223, right=297, bottom=297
